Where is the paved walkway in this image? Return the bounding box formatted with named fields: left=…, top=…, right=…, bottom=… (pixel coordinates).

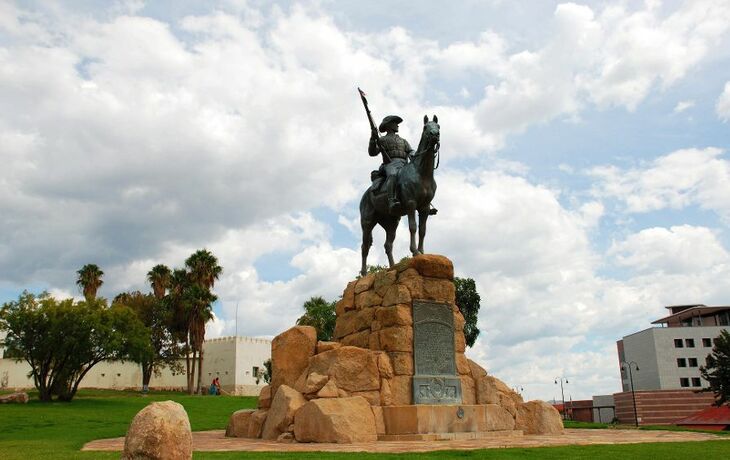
left=83, top=428, right=728, bottom=453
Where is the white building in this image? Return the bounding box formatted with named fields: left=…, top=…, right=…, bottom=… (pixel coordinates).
left=617, top=304, right=729, bottom=391
left=0, top=335, right=270, bottom=396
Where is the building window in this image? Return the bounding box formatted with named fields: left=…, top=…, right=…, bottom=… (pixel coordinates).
left=685, top=338, right=695, bottom=348
left=719, top=311, right=730, bottom=326
left=677, top=358, right=687, bottom=367
left=680, top=378, right=690, bottom=387
left=691, top=378, right=701, bottom=387
left=253, top=366, right=259, bottom=377
left=702, top=338, right=712, bottom=347
left=688, top=358, right=698, bottom=367
left=674, top=339, right=684, bottom=348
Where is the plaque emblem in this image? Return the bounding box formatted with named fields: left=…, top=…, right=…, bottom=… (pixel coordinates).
left=412, top=300, right=463, bottom=404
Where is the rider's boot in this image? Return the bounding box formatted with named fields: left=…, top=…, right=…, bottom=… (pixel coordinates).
left=385, top=176, right=401, bottom=214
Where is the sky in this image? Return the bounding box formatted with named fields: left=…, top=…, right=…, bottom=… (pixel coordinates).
left=1, top=0, right=729, bottom=402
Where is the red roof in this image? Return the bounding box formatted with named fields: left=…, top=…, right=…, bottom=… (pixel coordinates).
left=674, top=405, right=730, bottom=425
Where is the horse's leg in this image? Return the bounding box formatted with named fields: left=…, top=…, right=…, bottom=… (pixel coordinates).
left=384, top=219, right=397, bottom=267
left=407, top=210, right=418, bottom=256
left=361, top=222, right=374, bottom=277
left=417, top=208, right=428, bottom=254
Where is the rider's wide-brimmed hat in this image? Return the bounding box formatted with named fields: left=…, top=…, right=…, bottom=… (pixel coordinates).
left=379, top=115, right=403, bottom=132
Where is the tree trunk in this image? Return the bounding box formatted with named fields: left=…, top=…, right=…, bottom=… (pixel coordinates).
left=142, top=361, right=153, bottom=393
left=185, top=336, right=192, bottom=394
left=196, top=348, right=203, bottom=395
left=189, top=350, right=197, bottom=395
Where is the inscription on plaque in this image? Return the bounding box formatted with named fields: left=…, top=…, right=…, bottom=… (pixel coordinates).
left=412, top=300, right=462, bottom=404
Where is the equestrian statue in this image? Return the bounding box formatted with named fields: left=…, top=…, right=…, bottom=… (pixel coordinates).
left=358, top=88, right=440, bottom=276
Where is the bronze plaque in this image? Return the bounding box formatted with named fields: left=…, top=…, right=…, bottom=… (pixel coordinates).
left=412, top=300, right=462, bottom=404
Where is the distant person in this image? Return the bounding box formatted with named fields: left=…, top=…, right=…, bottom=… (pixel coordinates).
left=210, top=377, right=221, bottom=396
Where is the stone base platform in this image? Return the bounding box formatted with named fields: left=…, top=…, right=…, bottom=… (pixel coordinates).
left=82, top=429, right=728, bottom=453
left=381, top=404, right=515, bottom=436
left=378, top=430, right=522, bottom=441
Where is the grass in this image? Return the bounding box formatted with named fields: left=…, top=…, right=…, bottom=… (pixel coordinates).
left=0, top=390, right=728, bottom=459
left=0, top=389, right=256, bottom=460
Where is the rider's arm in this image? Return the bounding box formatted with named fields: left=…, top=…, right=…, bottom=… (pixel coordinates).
left=404, top=139, right=415, bottom=160
left=368, top=133, right=380, bottom=157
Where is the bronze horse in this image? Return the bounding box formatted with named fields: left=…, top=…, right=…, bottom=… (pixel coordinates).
left=360, top=115, right=440, bottom=276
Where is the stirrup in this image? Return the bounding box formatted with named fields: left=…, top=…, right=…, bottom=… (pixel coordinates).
left=429, top=207, right=438, bottom=216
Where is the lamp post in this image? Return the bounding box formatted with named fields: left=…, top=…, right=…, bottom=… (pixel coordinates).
left=620, top=361, right=640, bottom=427
left=554, top=377, right=569, bottom=420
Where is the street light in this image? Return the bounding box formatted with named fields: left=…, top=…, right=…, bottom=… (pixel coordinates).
left=620, top=361, right=640, bottom=427
left=554, top=377, right=569, bottom=420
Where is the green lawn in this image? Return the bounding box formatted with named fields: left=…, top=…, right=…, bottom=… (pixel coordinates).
left=0, top=390, right=728, bottom=459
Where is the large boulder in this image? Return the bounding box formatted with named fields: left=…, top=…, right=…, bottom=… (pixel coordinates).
left=293, top=396, right=377, bottom=443
left=271, top=326, right=317, bottom=397
left=475, top=375, right=522, bottom=406
left=247, top=410, right=268, bottom=438
left=410, top=254, right=454, bottom=279
left=121, top=401, right=192, bottom=460
left=261, top=385, right=307, bottom=440
left=484, top=404, right=516, bottom=431
left=514, top=400, right=564, bottom=435
left=304, top=346, right=380, bottom=392
left=225, top=409, right=255, bottom=437
left=257, top=385, right=271, bottom=409
left=0, top=392, right=29, bottom=404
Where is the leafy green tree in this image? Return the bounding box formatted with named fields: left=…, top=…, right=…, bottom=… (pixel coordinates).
left=296, top=296, right=336, bottom=341
left=0, top=292, right=150, bottom=402
left=700, top=330, right=730, bottom=406
left=454, top=277, right=481, bottom=348
left=262, top=358, right=272, bottom=384
left=147, top=264, right=172, bottom=299
left=76, top=264, right=104, bottom=302
left=113, top=291, right=183, bottom=392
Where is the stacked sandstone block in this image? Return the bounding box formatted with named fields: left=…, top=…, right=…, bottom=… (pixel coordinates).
left=226, top=255, right=563, bottom=443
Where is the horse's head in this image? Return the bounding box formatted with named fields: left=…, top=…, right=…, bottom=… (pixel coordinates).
left=422, top=114, right=440, bottom=152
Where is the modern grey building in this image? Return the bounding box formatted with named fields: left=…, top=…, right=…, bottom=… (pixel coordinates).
left=617, top=304, right=729, bottom=391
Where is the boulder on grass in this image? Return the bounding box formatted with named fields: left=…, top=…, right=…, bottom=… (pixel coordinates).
left=293, top=396, right=377, bottom=443
left=514, top=400, right=564, bottom=435
left=122, top=401, right=192, bottom=460
left=261, top=385, right=307, bottom=440
left=0, top=392, right=29, bottom=404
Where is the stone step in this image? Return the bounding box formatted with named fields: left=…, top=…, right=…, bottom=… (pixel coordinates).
left=378, top=430, right=523, bottom=442
left=381, top=404, right=517, bottom=435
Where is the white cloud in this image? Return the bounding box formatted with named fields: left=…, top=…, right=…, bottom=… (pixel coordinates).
left=588, top=147, right=730, bottom=220
left=609, top=225, right=729, bottom=274
left=1, top=1, right=729, bottom=402
left=673, top=100, right=694, bottom=113
left=717, top=81, right=730, bottom=122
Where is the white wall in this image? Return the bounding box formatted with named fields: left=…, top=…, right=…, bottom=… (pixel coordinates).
left=0, top=335, right=271, bottom=395
left=622, top=326, right=728, bottom=391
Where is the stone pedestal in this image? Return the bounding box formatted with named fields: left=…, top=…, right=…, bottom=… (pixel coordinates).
left=226, top=254, right=563, bottom=443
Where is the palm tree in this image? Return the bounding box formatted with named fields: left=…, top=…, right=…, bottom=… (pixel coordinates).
left=184, top=249, right=222, bottom=290
left=186, top=285, right=216, bottom=395
left=184, top=250, right=222, bottom=394
left=76, top=264, right=104, bottom=302
left=147, top=264, right=172, bottom=299
left=167, top=269, right=193, bottom=393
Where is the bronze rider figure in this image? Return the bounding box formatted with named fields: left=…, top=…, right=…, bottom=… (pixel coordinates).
left=369, top=115, right=414, bottom=214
